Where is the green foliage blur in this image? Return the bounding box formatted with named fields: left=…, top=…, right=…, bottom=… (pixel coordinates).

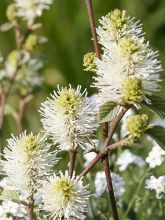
left=0, top=1, right=165, bottom=220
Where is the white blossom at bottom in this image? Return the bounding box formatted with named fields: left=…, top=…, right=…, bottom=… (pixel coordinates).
left=146, top=142, right=165, bottom=168
left=0, top=200, right=26, bottom=219
left=145, top=175, right=165, bottom=199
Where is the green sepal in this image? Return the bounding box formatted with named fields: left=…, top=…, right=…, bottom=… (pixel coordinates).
left=142, top=95, right=165, bottom=118
left=146, top=125, right=165, bottom=150
left=0, top=189, right=19, bottom=201
left=4, top=104, right=15, bottom=115
left=98, top=101, right=117, bottom=123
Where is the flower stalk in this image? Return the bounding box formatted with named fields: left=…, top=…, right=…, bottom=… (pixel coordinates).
left=68, top=149, right=77, bottom=177
left=27, top=196, right=34, bottom=220
left=84, top=2, right=131, bottom=219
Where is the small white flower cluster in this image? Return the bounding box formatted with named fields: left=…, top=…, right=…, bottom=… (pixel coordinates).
left=146, top=141, right=165, bottom=168
left=116, top=149, right=145, bottom=171
left=0, top=201, right=26, bottom=219
left=40, top=85, right=98, bottom=150
left=15, top=0, right=53, bottom=23
left=94, top=171, right=125, bottom=198
left=0, top=179, right=26, bottom=219
left=93, top=9, right=162, bottom=104
left=145, top=175, right=165, bottom=199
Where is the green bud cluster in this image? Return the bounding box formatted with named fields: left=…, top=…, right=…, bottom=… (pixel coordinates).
left=6, top=4, right=17, bottom=22
left=108, top=9, right=128, bottom=30
left=119, top=38, right=140, bottom=55
left=122, top=76, right=144, bottom=104
left=126, top=114, right=148, bottom=138
left=24, top=35, right=38, bottom=52
left=83, top=52, right=96, bottom=72
left=55, top=89, right=80, bottom=115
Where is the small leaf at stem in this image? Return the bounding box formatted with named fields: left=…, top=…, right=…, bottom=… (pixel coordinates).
left=0, top=189, right=19, bottom=201
left=4, top=104, right=15, bottom=115
left=142, top=95, right=165, bottom=118
left=146, top=125, right=165, bottom=150
left=98, top=101, right=117, bottom=123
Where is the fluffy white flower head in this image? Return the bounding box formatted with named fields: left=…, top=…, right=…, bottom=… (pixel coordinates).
left=40, top=85, right=98, bottom=150
left=145, top=175, right=165, bottom=199
left=1, top=131, right=57, bottom=198
left=93, top=10, right=162, bottom=104
left=15, top=0, right=53, bottom=22
left=40, top=171, right=90, bottom=220
left=146, top=142, right=165, bottom=168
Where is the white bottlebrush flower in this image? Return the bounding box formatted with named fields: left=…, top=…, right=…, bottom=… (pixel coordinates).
left=1, top=131, right=58, bottom=198
left=97, top=9, right=143, bottom=46
left=94, top=171, right=125, bottom=197
left=146, top=142, right=165, bottom=168
left=40, top=171, right=90, bottom=220
left=40, top=85, right=98, bottom=150
left=116, top=149, right=145, bottom=171
left=93, top=38, right=161, bottom=104
left=145, top=175, right=165, bottom=199
left=93, top=10, right=162, bottom=104
left=15, top=0, right=53, bottom=22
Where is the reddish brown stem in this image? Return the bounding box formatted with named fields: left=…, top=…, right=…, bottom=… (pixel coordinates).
left=104, top=105, right=130, bottom=147
left=68, top=149, right=77, bottom=177
left=85, top=0, right=101, bottom=59
left=102, top=157, right=119, bottom=220
left=27, top=196, right=34, bottom=220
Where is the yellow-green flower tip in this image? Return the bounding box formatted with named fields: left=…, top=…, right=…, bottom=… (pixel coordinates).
left=24, top=35, right=38, bottom=52
left=83, top=52, right=96, bottom=72
left=126, top=114, right=149, bottom=138
left=6, top=4, right=16, bottom=22
left=55, top=89, right=80, bottom=115
left=108, top=9, right=128, bottom=29
left=122, top=76, right=144, bottom=104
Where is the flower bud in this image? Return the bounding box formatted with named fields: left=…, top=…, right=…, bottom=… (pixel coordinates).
left=24, top=35, right=38, bottom=52
left=108, top=9, right=127, bottom=30
left=126, top=114, right=148, bottom=138
left=122, top=76, right=144, bottom=104
left=83, top=52, right=96, bottom=72
left=6, top=4, right=16, bottom=22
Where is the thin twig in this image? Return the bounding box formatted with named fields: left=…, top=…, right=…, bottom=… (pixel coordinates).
left=85, top=0, right=101, bottom=59
left=78, top=107, right=129, bottom=180
left=68, top=149, right=77, bottom=177
left=27, top=196, right=34, bottom=220
left=102, top=157, right=119, bottom=220
left=12, top=199, right=28, bottom=207
left=104, top=105, right=130, bottom=147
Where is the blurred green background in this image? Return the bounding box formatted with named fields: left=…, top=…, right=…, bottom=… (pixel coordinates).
left=1, top=0, right=165, bottom=136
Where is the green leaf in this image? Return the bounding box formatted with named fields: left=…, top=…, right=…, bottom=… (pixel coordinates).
left=142, top=95, right=165, bottom=118
left=146, top=125, right=165, bottom=150
left=98, top=101, right=117, bottom=123
left=4, top=104, right=15, bottom=115
left=0, top=189, right=19, bottom=201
